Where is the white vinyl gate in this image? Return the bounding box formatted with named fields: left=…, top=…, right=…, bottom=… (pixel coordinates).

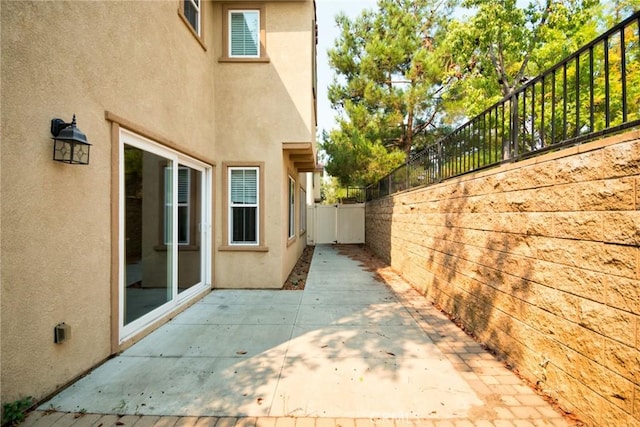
left=309, top=203, right=365, bottom=244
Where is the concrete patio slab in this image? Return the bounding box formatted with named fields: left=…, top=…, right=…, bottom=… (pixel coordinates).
left=271, top=355, right=478, bottom=418
left=285, top=325, right=444, bottom=359
left=299, top=289, right=397, bottom=306
left=35, top=244, right=572, bottom=426
left=171, top=303, right=300, bottom=325
left=124, top=323, right=293, bottom=358
left=42, top=355, right=281, bottom=417
left=199, top=290, right=304, bottom=306
left=294, top=303, right=415, bottom=326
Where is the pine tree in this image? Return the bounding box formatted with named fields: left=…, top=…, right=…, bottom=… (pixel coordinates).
left=322, top=0, right=453, bottom=186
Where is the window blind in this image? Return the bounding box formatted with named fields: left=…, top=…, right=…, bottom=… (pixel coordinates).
left=164, top=166, right=191, bottom=245
left=230, top=11, right=259, bottom=57
left=230, top=169, right=257, bottom=205
left=178, top=167, right=190, bottom=204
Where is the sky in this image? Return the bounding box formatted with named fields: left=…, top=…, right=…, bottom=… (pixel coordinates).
left=315, top=0, right=377, bottom=137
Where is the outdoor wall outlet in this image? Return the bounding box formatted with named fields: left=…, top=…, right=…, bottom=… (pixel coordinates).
left=54, top=323, right=70, bottom=344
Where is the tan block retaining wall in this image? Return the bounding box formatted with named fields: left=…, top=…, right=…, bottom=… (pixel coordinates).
left=365, top=130, right=640, bottom=426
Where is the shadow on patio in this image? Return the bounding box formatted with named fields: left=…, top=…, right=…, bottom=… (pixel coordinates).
left=38, top=245, right=570, bottom=425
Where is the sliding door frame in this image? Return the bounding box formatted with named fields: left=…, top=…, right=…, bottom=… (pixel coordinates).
left=118, top=128, right=212, bottom=343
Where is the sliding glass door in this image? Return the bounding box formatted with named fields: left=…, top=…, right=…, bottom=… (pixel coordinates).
left=177, top=165, right=203, bottom=295
left=120, top=129, right=211, bottom=341
left=123, top=144, right=172, bottom=325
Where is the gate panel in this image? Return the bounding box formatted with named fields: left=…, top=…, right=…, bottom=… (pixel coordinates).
left=315, top=205, right=337, bottom=244
left=337, top=204, right=365, bottom=244
left=313, top=204, right=365, bottom=244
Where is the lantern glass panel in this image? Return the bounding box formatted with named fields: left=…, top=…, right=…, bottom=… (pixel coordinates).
left=53, top=139, right=72, bottom=163
left=53, top=139, right=90, bottom=164
left=72, top=142, right=90, bottom=165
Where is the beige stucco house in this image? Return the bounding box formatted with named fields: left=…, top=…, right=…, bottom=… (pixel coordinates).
left=0, top=0, right=317, bottom=406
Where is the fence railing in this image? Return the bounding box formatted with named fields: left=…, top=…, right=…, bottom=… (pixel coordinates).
left=366, top=11, right=640, bottom=201
left=344, top=187, right=367, bottom=203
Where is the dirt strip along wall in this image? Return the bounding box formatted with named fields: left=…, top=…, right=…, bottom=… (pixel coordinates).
left=365, top=130, right=640, bottom=427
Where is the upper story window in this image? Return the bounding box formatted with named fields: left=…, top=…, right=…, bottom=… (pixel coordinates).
left=220, top=4, right=268, bottom=62
left=230, top=10, right=260, bottom=57
left=183, top=0, right=201, bottom=35
left=179, top=0, right=206, bottom=50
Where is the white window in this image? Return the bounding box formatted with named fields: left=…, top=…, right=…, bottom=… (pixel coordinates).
left=229, top=10, right=260, bottom=57
left=288, top=176, right=295, bottom=239
left=183, top=0, right=201, bottom=35
left=300, top=187, right=306, bottom=233
left=229, top=167, right=259, bottom=245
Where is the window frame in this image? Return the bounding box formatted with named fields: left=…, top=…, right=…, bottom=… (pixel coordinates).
left=288, top=175, right=295, bottom=240
left=118, top=128, right=212, bottom=343
left=220, top=3, right=268, bottom=63
left=178, top=0, right=207, bottom=50
left=229, top=9, right=260, bottom=58
left=220, top=162, right=267, bottom=252
left=299, top=186, right=307, bottom=235
left=229, top=167, right=259, bottom=246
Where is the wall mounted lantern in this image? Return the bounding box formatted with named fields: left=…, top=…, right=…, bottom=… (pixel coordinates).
left=50, top=114, right=91, bottom=165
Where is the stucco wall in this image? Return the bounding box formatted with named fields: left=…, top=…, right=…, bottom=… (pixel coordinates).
left=213, top=0, right=314, bottom=288
left=1, top=0, right=315, bottom=404
left=365, top=131, right=640, bottom=426
left=1, top=0, right=217, bottom=403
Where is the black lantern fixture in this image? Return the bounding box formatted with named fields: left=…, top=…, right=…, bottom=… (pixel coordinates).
left=50, top=114, right=91, bottom=165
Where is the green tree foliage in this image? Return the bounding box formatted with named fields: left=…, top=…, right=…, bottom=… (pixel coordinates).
left=320, top=176, right=346, bottom=205
left=605, top=0, right=640, bottom=25
left=440, top=0, right=605, bottom=120
left=322, top=128, right=406, bottom=187
left=436, top=1, right=640, bottom=174
left=324, top=0, right=640, bottom=187
left=322, top=0, right=453, bottom=186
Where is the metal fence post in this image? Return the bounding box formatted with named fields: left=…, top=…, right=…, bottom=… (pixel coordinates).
left=506, top=94, right=518, bottom=160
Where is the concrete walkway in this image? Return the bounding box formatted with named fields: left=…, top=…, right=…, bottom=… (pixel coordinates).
left=26, top=245, right=574, bottom=426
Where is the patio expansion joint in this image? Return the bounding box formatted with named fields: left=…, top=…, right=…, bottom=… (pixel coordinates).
left=264, top=289, right=306, bottom=417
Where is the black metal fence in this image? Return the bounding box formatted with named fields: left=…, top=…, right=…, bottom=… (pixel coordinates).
left=344, top=187, right=367, bottom=203
left=367, top=11, right=640, bottom=201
